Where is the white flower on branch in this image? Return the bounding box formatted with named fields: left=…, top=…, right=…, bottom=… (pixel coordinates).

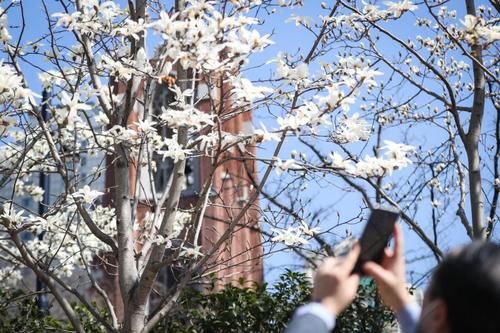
left=0, top=61, right=37, bottom=105
left=100, top=55, right=137, bottom=81
left=271, top=227, right=308, bottom=246
left=0, top=268, right=22, bottom=291
left=148, top=11, right=181, bottom=37
left=25, top=185, right=45, bottom=202
left=0, top=115, right=16, bottom=135
left=151, top=235, right=172, bottom=248
left=236, top=27, right=274, bottom=52
left=52, top=12, right=81, bottom=30
left=180, top=245, right=203, bottom=259
left=159, top=105, right=214, bottom=130
left=329, top=152, right=355, bottom=172
left=334, top=113, right=372, bottom=143
left=381, top=140, right=415, bottom=168
left=254, top=123, right=280, bottom=142
left=286, top=14, right=312, bottom=27
left=0, top=9, right=12, bottom=42
left=277, top=101, right=329, bottom=131
left=134, top=119, right=158, bottom=135
left=384, top=0, right=417, bottom=18
left=462, top=14, right=500, bottom=45
left=275, top=54, right=309, bottom=81
left=299, top=221, right=320, bottom=236
left=72, top=185, right=104, bottom=204
left=113, top=18, right=146, bottom=41
left=274, top=158, right=301, bottom=176
left=230, top=77, right=273, bottom=105
left=1, top=203, right=25, bottom=227
left=56, top=92, right=92, bottom=130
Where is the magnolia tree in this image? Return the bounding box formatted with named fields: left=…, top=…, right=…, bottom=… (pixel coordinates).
left=0, top=0, right=498, bottom=332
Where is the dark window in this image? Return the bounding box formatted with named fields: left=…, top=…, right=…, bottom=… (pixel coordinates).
left=152, top=81, right=200, bottom=197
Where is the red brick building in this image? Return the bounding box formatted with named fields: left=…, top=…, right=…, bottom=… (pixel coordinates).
left=99, top=71, right=263, bottom=318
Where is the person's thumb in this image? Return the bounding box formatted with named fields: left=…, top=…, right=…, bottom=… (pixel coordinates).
left=363, top=261, right=393, bottom=286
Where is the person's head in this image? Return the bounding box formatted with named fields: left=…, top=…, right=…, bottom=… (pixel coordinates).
left=417, top=241, right=500, bottom=333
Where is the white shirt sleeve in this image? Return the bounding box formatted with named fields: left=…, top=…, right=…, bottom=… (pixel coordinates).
left=293, top=302, right=336, bottom=330
left=396, top=302, right=421, bottom=333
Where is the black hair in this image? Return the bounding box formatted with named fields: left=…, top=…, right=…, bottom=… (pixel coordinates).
left=428, top=241, right=500, bottom=333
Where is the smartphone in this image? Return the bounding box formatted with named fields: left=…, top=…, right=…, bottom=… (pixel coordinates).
left=352, top=208, right=400, bottom=275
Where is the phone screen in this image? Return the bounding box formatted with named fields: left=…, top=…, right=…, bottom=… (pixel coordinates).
left=352, top=208, right=399, bottom=274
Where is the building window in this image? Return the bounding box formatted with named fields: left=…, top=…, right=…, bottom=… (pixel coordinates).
left=152, top=81, right=200, bottom=197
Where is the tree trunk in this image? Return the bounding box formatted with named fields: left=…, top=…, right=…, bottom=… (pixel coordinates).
left=464, top=0, right=486, bottom=239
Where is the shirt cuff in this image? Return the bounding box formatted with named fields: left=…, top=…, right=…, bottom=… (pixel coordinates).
left=396, top=302, right=421, bottom=333
left=294, top=302, right=336, bottom=330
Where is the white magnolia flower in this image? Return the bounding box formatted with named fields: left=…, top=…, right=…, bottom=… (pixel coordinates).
left=254, top=123, right=280, bottom=142
left=73, top=185, right=104, bottom=204
left=381, top=140, right=415, bottom=167
left=329, top=152, right=355, bottom=172
left=101, top=55, right=137, bottom=81
left=299, top=221, right=320, bottom=236
left=231, top=77, right=273, bottom=104
left=56, top=92, right=92, bottom=129
left=151, top=234, right=172, bottom=248
left=356, top=66, right=383, bottom=87
left=274, top=158, right=301, bottom=175
left=275, top=54, right=309, bottom=81
left=180, top=246, right=203, bottom=258
left=335, top=114, right=371, bottom=143
left=384, top=0, right=417, bottom=18
left=271, top=227, right=308, bottom=246
left=1, top=203, right=24, bottom=226
left=134, top=119, right=158, bottom=134
left=0, top=115, right=16, bottom=135
left=113, top=18, right=146, bottom=41
left=25, top=185, right=45, bottom=202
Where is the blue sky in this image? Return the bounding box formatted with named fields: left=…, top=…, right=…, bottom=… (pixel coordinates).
left=5, top=0, right=497, bottom=289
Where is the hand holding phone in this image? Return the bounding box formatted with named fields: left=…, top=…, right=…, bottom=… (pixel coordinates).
left=352, top=208, right=400, bottom=275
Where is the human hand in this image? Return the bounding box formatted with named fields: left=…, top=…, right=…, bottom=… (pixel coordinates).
left=363, top=224, right=411, bottom=312
left=312, top=244, right=361, bottom=315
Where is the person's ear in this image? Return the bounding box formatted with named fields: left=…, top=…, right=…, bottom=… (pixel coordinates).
left=430, top=298, right=450, bottom=333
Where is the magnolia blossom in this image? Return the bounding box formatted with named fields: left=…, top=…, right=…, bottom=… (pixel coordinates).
left=0, top=9, right=12, bottom=42
left=0, top=203, right=24, bottom=226
left=334, top=114, right=372, bottom=143
left=462, top=14, right=500, bottom=44
left=159, top=105, right=214, bottom=130
left=0, top=61, right=37, bottom=105
left=277, top=101, right=329, bottom=131
left=274, top=158, right=301, bottom=176
left=101, top=54, right=138, bottom=81
left=230, top=77, right=273, bottom=104
left=275, top=54, right=309, bottom=81
left=25, top=185, right=45, bottom=202
left=157, top=137, right=191, bottom=162
left=384, top=0, right=418, bottom=18
left=271, top=227, right=308, bottom=246
left=329, top=152, right=355, bottom=172
left=113, top=18, right=146, bottom=41
left=299, top=221, right=320, bottom=236
left=180, top=245, right=203, bottom=258
left=151, top=234, right=172, bottom=247
left=0, top=115, right=16, bottom=135
left=381, top=140, right=415, bottom=168
left=56, top=92, right=92, bottom=129
left=134, top=119, right=158, bottom=134
left=72, top=185, right=104, bottom=204
left=254, top=123, right=281, bottom=142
